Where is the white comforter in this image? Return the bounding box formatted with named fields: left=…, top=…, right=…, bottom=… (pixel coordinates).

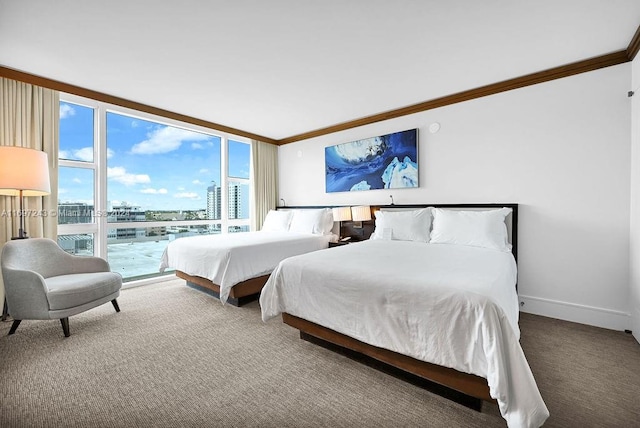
left=159, top=231, right=332, bottom=303
left=260, top=240, right=549, bottom=428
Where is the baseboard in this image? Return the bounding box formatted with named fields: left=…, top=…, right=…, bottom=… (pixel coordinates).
left=518, top=294, right=630, bottom=331
left=632, top=305, right=640, bottom=344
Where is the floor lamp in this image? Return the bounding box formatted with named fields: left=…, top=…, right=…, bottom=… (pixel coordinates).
left=0, top=146, right=51, bottom=239
left=0, top=146, right=51, bottom=321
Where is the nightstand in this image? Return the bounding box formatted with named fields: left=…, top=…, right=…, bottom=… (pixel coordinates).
left=329, top=241, right=351, bottom=248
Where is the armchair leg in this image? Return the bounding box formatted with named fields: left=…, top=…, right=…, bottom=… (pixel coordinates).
left=8, top=319, right=21, bottom=335
left=60, top=317, right=70, bottom=337
left=2, top=297, right=8, bottom=321
left=111, top=299, right=120, bottom=312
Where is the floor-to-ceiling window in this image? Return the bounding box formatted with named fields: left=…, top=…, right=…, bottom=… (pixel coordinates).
left=57, top=93, right=251, bottom=284
left=227, top=139, right=250, bottom=233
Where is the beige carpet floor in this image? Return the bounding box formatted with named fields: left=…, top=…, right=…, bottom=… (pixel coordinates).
left=1, top=279, right=639, bottom=427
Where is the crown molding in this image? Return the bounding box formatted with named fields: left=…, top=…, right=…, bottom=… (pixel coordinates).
left=628, top=24, right=640, bottom=61
left=2, top=22, right=639, bottom=146
left=276, top=50, right=630, bottom=145
left=0, top=66, right=278, bottom=145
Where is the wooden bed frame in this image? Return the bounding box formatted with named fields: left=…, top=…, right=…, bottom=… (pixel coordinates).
left=283, top=313, right=494, bottom=410
left=281, top=203, right=518, bottom=411
left=176, top=270, right=267, bottom=307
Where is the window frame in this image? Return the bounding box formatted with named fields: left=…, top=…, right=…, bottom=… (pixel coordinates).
left=58, top=93, right=253, bottom=284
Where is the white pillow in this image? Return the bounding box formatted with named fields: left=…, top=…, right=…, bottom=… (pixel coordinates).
left=261, top=210, right=292, bottom=232
left=370, top=208, right=432, bottom=242
left=289, top=208, right=332, bottom=235
left=322, top=208, right=335, bottom=235
left=430, top=208, right=512, bottom=252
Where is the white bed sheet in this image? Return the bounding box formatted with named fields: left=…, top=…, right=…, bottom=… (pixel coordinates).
left=260, top=240, right=549, bottom=428
left=159, top=231, right=333, bottom=303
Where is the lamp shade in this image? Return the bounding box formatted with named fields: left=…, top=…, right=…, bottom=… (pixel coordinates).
left=0, top=146, right=51, bottom=196
left=332, top=206, right=352, bottom=222
left=351, top=205, right=372, bottom=222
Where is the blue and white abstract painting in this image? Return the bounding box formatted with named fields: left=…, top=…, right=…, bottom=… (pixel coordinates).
left=325, top=129, right=418, bottom=193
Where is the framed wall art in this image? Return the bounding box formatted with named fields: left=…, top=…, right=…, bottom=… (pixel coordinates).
left=325, top=128, right=418, bottom=193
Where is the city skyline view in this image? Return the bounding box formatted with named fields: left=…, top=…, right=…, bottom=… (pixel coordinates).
left=58, top=101, right=251, bottom=212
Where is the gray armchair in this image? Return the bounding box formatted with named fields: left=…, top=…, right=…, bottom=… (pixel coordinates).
left=1, top=238, right=122, bottom=337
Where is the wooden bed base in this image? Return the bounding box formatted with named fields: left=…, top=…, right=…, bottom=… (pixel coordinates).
left=282, top=313, right=496, bottom=411
left=176, top=270, right=268, bottom=307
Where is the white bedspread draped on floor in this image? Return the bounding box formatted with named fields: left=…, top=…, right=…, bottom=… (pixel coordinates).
left=260, top=240, right=549, bottom=428
left=160, top=231, right=332, bottom=303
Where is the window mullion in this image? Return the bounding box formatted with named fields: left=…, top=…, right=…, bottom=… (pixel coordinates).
left=221, top=136, right=229, bottom=233
left=96, top=103, right=108, bottom=259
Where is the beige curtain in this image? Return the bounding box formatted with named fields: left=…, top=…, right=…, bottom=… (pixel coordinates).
left=250, top=139, right=278, bottom=231
left=1, top=77, right=59, bottom=308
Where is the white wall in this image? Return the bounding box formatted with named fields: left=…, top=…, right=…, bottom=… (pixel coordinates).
left=631, top=55, right=640, bottom=342
left=278, top=64, right=632, bottom=331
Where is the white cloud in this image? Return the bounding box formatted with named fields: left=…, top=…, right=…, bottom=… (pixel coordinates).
left=140, top=188, right=168, bottom=194
left=177, top=186, right=185, bottom=191
left=130, top=126, right=212, bottom=155
left=192, top=179, right=204, bottom=185
left=58, top=188, right=68, bottom=194
left=60, top=104, right=76, bottom=119
left=59, top=147, right=114, bottom=162
left=174, top=192, right=201, bottom=200
left=191, top=143, right=204, bottom=149
left=72, top=178, right=82, bottom=184
left=74, top=147, right=94, bottom=162
left=199, top=168, right=209, bottom=174
left=131, top=121, right=138, bottom=128
left=107, top=166, right=151, bottom=186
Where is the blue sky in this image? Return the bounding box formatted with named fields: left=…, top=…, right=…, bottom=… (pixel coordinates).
left=59, top=102, right=250, bottom=212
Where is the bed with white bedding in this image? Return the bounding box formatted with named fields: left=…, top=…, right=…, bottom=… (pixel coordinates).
left=159, top=208, right=335, bottom=306
left=260, top=204, right=549, bottom=427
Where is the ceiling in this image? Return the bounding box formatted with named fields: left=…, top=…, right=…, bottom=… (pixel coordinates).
left=1, top=1, right=639, bottom=142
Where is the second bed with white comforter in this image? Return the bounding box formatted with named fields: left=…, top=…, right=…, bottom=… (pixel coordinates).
left=160, top=231, right=332, bottom=303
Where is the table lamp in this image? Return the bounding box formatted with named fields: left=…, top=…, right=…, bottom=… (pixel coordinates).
left=351, top=205, right=372, bottom=228
left=332, top=206, right=352, bottom=239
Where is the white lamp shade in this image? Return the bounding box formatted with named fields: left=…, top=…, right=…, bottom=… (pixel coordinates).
left=0, top=146, right=51, bottom=196
left=332, top=206, right=352, bottom=222
left=351, top=205, right=372, bottom=222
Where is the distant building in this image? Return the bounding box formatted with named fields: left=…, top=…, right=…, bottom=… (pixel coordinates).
left=207, top=181, right=244, bottom=221
left=58, top=202, right=93, bottom=224
left=207, top=181, right=221, bottom=220
left=146, top=226, right=167, bottom=237
left=228, top=183, right=243, bottom=219
left=107, top=203, right=146, bottom=240
left=57, top=234, right=93, bottom=255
